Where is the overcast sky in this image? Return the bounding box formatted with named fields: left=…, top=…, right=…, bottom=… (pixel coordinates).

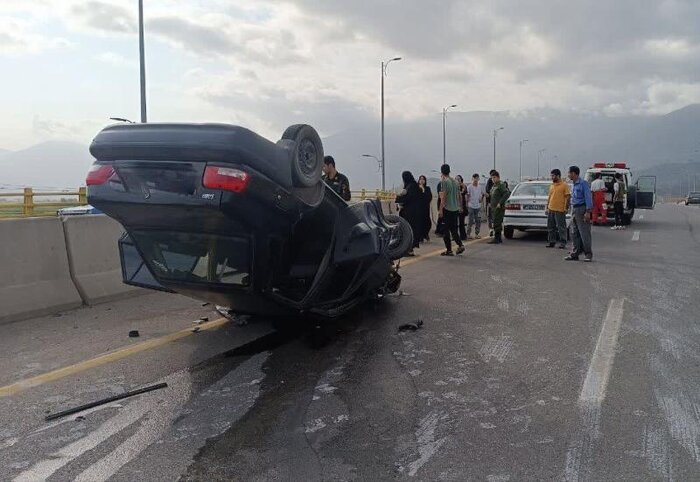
left=1, top=0, right=699, bottom=151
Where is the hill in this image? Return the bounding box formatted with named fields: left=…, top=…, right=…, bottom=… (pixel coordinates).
left=0, top=141, right=92, bottom=190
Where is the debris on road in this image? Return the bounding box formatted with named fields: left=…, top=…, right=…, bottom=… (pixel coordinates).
left=192, top=326, right=201, bottom=333
left=44, top=382, right=168, bottom=422
left=398, top=319, right=424, bottom=332
left=128, top=330, right=140, bottom=338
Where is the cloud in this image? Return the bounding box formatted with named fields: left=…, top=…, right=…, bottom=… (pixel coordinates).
left=95, top=51, right=131, bottom=67
left=70, top=1, right=136, bottom=34
left=0, top=16, right=70, bottom=56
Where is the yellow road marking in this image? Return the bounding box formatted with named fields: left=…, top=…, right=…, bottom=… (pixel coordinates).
left=400, top=236, right=490, bottom=267
left=0, top=234, right=494, bottom=398
left=0, top=317, right=228, bottom=398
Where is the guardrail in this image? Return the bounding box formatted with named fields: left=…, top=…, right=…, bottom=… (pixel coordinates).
left=350, top=190, right=396, bottom=201
left=0, top=187, right=87, bottom=219
left=0, top=186, right=393, bottom=219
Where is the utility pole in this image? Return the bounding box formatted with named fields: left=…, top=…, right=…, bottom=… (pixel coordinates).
left=493, top=127, right=504, bottom=171
left=519, top=139, right=528, bottom=181
left=380, top=57, right=402, bottom=191
left=537, top=149, right=546, bottom=178
left=138, top=0, right=147, bottom=123
left=442, top=104, right=457, bottom=164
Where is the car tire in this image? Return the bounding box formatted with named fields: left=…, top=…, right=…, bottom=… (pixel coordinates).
left=627, top=185, right=637, bottom=210
left=504, top=226, right=514, bottom=239
left=384, top=214, right=414, bottom=260
left=281, top=124, right=324, bottom=188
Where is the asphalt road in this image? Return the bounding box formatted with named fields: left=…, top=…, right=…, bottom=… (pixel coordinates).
left=1, top=204, right=699, bottom=481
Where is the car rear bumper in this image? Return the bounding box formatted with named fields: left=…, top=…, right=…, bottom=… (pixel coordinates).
left=504, top=213, right=572, bottom=230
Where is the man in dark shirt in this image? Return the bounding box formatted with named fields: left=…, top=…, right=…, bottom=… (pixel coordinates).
left=485, top=169, right=497, bottom=236
left=322, top=156, right=351, bottom=201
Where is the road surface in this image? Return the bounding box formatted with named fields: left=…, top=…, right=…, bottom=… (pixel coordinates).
left=1, top=203, right=699, bottom=481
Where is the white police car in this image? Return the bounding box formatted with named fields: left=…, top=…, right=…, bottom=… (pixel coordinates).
left=503, top=180, right=572, bottom=239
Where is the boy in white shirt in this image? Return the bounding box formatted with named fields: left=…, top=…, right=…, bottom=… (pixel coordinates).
left=466, top=174, right=484, bottom=239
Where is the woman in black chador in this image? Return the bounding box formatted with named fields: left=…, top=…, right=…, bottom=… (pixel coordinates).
left=418, top=175, right=432, bottom=242
left=396, top=171, right=422, bottom=256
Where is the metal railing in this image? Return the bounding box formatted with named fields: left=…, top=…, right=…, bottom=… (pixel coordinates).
left=350, top=190, right=396, bottom=201
left=0, top=187, right=396, bottom=219
left=0, top=187, right=87, bottom=219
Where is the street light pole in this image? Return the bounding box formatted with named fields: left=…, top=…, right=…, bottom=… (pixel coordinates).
left=442, top=104, right=457, bottom=164
left=380, top=57, right=402, bottom=192
left=519, top=139, right=528, bottom=181
left=537, top=149, right=546, bottom=177
left=493, top=127, right=504, bottom=171
left=138, top=0, right=147, bottom=123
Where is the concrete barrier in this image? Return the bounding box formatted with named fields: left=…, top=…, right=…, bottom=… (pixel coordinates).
left=62, top=215, right=142, bottom=305
left=0, top=218, right=83, bottom=324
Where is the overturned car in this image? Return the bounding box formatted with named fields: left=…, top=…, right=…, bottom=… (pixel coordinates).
left=87, top=123, right=413, bottom=318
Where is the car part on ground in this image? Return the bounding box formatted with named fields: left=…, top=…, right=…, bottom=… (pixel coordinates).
left=87, top=122, right=404, bottom=319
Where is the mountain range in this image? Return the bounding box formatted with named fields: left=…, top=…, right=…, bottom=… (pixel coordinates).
left=1, top=105, right=699, bottom=195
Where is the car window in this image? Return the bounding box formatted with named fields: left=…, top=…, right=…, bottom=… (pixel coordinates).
left=131, top=231, right=251, bottom=286
left=512, top=183, right=550, bottom=197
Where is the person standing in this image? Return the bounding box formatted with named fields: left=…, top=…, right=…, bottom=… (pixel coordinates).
left=456, top=175, right=468, bottom=240
left=396, top=171, right=422, bottom=256
left=565, top=165, right=593, bottom=262
left=485, top=169, right=497, bottom=237
left=322, top=156, right=351, bottom=201
left=488, top=171, right=509, bottom=245
left=466, top=173, right=484, bottom=239
left=611, top=172, right=627, bottom=230
left=418, top=175, right=433, bottom=242
left=438, top=164, right=465, bottom=256
left=545, top=169, right=571, bottom=249
left=591, top=173, right=607, bottom=225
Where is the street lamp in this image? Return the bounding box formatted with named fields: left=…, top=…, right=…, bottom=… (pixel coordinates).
left=537, top=149, right=546, bottom=177
left=519, top=139, right=528, bottom=181
left=361, top=154, right=382, bottom=173
left=442, top=104, right=458, bottom=164
left=493, top=127, right=504, bottom=171
left=380, top=56, right=402, bottom=191
left=109, top=117, right=135, bottom=123
left=138, top=0, right=147, bottom=122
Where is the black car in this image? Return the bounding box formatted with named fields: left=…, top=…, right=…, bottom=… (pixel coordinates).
left=86, top=123, right=413, bottom=318
left=686, top=192, right=700, bottom=205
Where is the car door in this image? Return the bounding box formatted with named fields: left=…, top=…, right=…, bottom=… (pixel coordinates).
left=635, top=176, right=656, bottom=209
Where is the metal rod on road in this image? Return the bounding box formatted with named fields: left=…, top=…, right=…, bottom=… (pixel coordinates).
left=44, top=382, right=168, bottom=421
left=138, top=0, right=147, bottom=123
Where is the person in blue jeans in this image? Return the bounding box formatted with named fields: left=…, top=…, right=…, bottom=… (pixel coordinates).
left=565, top=165, right=593, bottom=262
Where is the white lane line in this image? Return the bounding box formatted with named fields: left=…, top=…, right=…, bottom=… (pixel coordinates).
left=579, top=298, right=625, bottom=406
left=564, top=299, right=625, bottom=481
left=631, top=231, right=640, bottom=241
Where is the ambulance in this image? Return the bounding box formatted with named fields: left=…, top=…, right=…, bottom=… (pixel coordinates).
left=585, top=162, right=656, bottom=225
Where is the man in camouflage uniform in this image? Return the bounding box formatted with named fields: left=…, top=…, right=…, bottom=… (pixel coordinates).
left=488, top=170, right=510, bottom=244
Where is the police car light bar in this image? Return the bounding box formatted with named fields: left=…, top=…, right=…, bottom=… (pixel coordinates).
left=592, top=162, right=627, bottom=169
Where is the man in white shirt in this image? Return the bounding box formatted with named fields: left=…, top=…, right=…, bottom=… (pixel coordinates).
left=590, top=172, right=607, bottom=224
left=466, top=173, right=485, bottom=239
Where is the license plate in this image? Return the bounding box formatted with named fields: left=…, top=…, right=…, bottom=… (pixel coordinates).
left=523, top=204, right=545, bottom=210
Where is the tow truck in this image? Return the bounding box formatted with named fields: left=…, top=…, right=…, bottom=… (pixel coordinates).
left=584, top=162, right=656, bottom=225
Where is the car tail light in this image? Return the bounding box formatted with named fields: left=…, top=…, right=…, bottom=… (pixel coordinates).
left=202, top=166, right=250, bottom=193
left=505, top=203, right=521, bottom=210
left=86, top=164, right=115, bottom=186
left=613, top=163, right=627, bottom=169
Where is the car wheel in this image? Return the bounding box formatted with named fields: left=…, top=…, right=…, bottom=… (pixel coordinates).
left=281, top=124, right=324, bottom=188
left=384, top=214, right=414, bottom=260
left=504, top=226, right=514, bottom=239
